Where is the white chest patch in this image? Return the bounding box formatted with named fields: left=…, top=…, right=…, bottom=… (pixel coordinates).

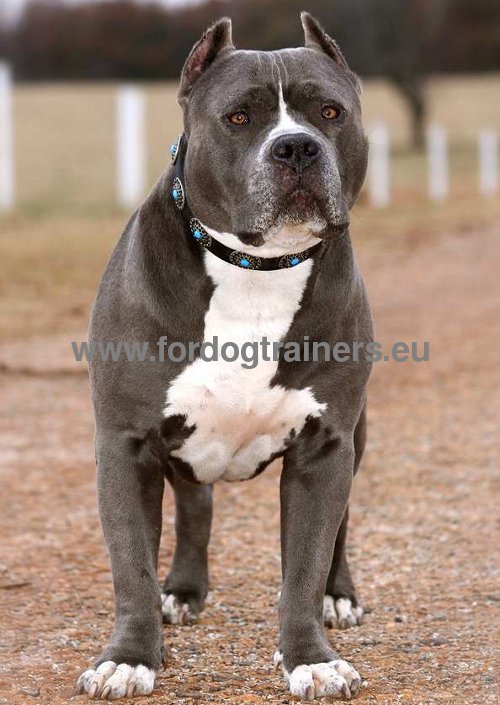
left=163, top=231, right=326, bottom=484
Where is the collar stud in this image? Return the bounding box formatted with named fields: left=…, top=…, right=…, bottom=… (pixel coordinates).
left=169, top=135, right=182, bottom=165
left=172, top=177, right=185, bottom=210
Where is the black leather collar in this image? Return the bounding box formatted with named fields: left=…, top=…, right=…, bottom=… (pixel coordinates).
left=169, top=134, right=323, bottom=271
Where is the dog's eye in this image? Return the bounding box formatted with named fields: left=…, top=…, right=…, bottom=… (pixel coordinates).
left=322, top=106, right=340, bottom=121
left=228, top=111, right=250, bottom=126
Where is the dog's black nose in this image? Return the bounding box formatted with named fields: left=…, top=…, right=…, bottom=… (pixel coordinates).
left=271, top=133, right=321, bottom=173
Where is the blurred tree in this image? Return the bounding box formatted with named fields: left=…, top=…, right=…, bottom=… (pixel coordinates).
left=347, top=0, right=442, bottom=150
left=444, top=0, right=500, bottom=71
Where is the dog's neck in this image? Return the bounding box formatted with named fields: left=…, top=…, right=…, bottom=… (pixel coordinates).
left=169, top=134, right=324, bottom=271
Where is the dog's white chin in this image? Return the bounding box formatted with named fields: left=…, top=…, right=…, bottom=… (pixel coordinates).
left=203, top=219, right=324, bottom=258
left=264, top=218, right=326, bottom=248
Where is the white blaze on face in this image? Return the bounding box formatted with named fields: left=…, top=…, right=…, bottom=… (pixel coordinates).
left=272, top=81, right=307, bottom=136
left=163, top=240, right=326, bottom=484
left=258, top=80, right=316, bottom=161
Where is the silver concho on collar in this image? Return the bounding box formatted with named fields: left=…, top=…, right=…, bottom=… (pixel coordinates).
left=229, top=251, right=263, bottom=270
left=278, top=251, right=309, bottom=269
left=189, top=218, right=212, bottom=248
left=171, top=177, right=185, bottom=210
left=169, top=135, right=181, bottom=165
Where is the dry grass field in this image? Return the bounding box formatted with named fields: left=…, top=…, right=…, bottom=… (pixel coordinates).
left=0, top=75, right=499, bottom=705
left=1, top=217, right=499, bottom=705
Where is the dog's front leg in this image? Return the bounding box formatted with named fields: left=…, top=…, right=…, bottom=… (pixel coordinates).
left=277, top=428, right=362, bottom=701
left=77, top=433, right=164, bottom=699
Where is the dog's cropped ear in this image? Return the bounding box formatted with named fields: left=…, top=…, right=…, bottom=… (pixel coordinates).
left=178, top=17, right=234, bottom=108
left=301, top=12, right=362, bottom=93
left=301, top=12, right=357, bottom=77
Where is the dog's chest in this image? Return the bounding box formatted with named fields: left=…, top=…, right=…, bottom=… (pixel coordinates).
left=164, top=254, right=325, bottom=483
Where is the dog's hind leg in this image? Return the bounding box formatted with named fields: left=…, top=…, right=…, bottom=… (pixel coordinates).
left=324, top=406, right=366, bottom=630
left=161, top=467, right=213, bottom=625
left=323, top=507, right=364, bottom=629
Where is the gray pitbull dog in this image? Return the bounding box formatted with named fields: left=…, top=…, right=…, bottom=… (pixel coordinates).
left=77, top=12, right=373, bottom=701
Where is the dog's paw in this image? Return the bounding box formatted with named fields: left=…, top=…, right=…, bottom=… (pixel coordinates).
left=161, top=592, right=197, bottom=625
left=76, top=661, right=156, bottom=699
left=285, top=660, right=361, bottom=701
left=323, top=596, right=364, bottom=630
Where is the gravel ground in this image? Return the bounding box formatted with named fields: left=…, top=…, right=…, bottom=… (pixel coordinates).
left=0, top=225, right=498, bottom=705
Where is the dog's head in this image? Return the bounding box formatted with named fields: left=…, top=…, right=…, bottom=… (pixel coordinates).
left=178, top=13, right=368, bottom=247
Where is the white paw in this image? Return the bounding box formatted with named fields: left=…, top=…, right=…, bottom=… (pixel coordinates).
left=285, top=660, right=361, bottom=701
left=161, top=592, right=196, bottom=625
left=323, top=596, right=364, bottom=630
left=76, top=661, right=156, bottom=699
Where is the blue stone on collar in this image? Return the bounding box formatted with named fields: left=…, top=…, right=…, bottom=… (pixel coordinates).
left=229, top=251, right=263, bottom=270
left=279, top=251, right=309, bottom=268
left=171, top=177, right=185, bottom=210
left=169, top=135, right=181, bottom=165
left=189, top=218, right=212, bottom=248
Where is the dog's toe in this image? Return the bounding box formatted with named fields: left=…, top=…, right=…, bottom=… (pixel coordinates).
left=323, top=596, right=364, bottom=630
left=273, top=650, right=284, bottom=671
left=285, top=660, right=361, bottom=700
left=76, top=662, right=156, bottom=699
left=161, top=592, right=198, bottom=625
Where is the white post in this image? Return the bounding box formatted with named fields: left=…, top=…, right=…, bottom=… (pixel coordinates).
left=478, top=129, right=498, bottom=197
left=368, top=122, right=390, bottom=208
left=0, top=62, right=15, bottom=212
left=116, top=86, right=146, bottom=209
left=426, top=125, right=449, bottom=202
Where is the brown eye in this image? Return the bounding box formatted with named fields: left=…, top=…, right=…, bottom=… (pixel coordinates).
left=322, top=106, right=340, bottom=121
left=228, top=111, right=249, bottom=126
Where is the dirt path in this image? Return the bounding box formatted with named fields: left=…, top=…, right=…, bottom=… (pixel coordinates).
left=0, top=226, right=499, bottom=705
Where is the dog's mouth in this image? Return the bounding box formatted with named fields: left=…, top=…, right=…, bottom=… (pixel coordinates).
left=235, top=188, right=348, bottom=247
left=281, top=185, right=350, bottom=239
left=320, top=221, right=349, bottom=239
left=236, top=219, right=348, bottom=248
left=285, top=187, right=319, bottom=210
